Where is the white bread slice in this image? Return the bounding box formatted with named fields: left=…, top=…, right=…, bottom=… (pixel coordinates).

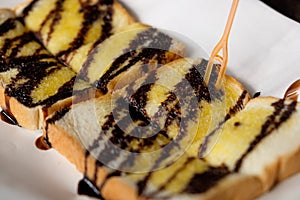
left=0, top=9, right=94, bottom=129
left=200, top=97, right=300, bottom=197
left=45, top=58, right=250, bottom=199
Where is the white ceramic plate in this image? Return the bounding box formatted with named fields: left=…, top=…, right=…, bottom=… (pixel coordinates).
left=1, top=0, right=300, bottom=199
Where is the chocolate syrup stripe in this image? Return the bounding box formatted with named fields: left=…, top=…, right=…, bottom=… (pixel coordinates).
left=146, top=157, right=195, bottom=197
left=0, top=19, right=38, bottom=57
left=80, top=28, right=173, bottom=92
left=23, top=0, right=113, bottom=57
left=5, top=59, right=64, bottom=107
left=78, top=176, right=105, bottom=200
left=38, top=76, right=76, bottom=107
left=0, top=18, right=16, bottom=37
left=44, top=0, right=65, bottom=44
left=57, top=0, right=114, bottom=57
left=7, top=33, right=35, bottom=59
left=43, top=106, right=72, bottom=148
left=234, top=99, right=297, bottom=172
left=21, top=0, right=39, bottom=18
left=97, top=48, right=174, bottom=94
left=182, top=165, right=230, bottom=194
left=198, top=90, right=248, bottom=158
left=145, top=159, right=229, bottom=197
left=139, top=161, right=230, bottom=196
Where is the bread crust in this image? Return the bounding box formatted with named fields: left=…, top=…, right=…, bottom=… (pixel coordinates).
left=0, top=84, right=39, bottom=129
left=0, top=82, right=92, bottom=129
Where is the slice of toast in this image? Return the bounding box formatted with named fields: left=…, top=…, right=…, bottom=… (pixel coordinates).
left=45, top=58, right=251, bottom=199
left=68, top=23, right=185, bottom=94
left=0, top=9, right=93, bottom=129
left=201, top=97, right=300, bottom=192
left=14, top=0, right=136, bottom=58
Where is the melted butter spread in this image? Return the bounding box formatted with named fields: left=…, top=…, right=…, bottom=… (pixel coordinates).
left=30, top=67, right=75, bottom=103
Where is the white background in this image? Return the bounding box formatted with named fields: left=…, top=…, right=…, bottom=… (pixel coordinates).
left=0, top=0, right=300, bottom=199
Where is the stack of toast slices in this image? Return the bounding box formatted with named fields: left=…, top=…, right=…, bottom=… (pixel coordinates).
left=0, top=0, right=300, bottom=200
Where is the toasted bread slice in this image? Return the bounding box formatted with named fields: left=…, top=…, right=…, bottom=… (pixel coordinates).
left=0, top=9, right=93, bottom=129
left=201, top=97, right=300, bottom=192
left=68, top=23, right=185, bottom=94
left=14, top=0, right=136, bottom=57
left=45, top=58, right=251, bottom=199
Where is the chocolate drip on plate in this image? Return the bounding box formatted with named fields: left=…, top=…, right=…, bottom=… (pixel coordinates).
left=35, top=136, right=52, bottom=150
left=78, top=177, right=105, bottom=200
left=0, top=109, right=19, bottom=126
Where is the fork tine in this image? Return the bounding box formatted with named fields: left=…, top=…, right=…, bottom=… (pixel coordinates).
left=204, top=0, right=239, bottom=89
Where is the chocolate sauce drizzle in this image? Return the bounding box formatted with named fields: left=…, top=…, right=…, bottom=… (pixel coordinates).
left=234, top=99, right=297, bottom=172
left=43, top=106, right=71, bottom=149
left=0, top=18, right=16, bottom=37
left=182, top=165, right=230, bottom=194
left=22, top=0, right=114, bottom=57
left=0, top=18, right=77, bottom=108
left=57, top=0, right=114, bottom=57
left=44, top=0, right=65, bottom=44
left=21, top=0, right=39, bottom=18
left=82, top=28, right=174, bottom=93
left=76, top=59, right=227, bottom=198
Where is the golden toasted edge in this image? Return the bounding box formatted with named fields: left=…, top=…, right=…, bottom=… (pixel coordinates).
left=0, top=81, right=91, bottom=130
left=0, top=8, right=16, bottom=24
left=0, top=84, right=39, bottom=129
left=113, top=1, right=137, bottom=24
left=198, top=174, right=262, bottom=200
